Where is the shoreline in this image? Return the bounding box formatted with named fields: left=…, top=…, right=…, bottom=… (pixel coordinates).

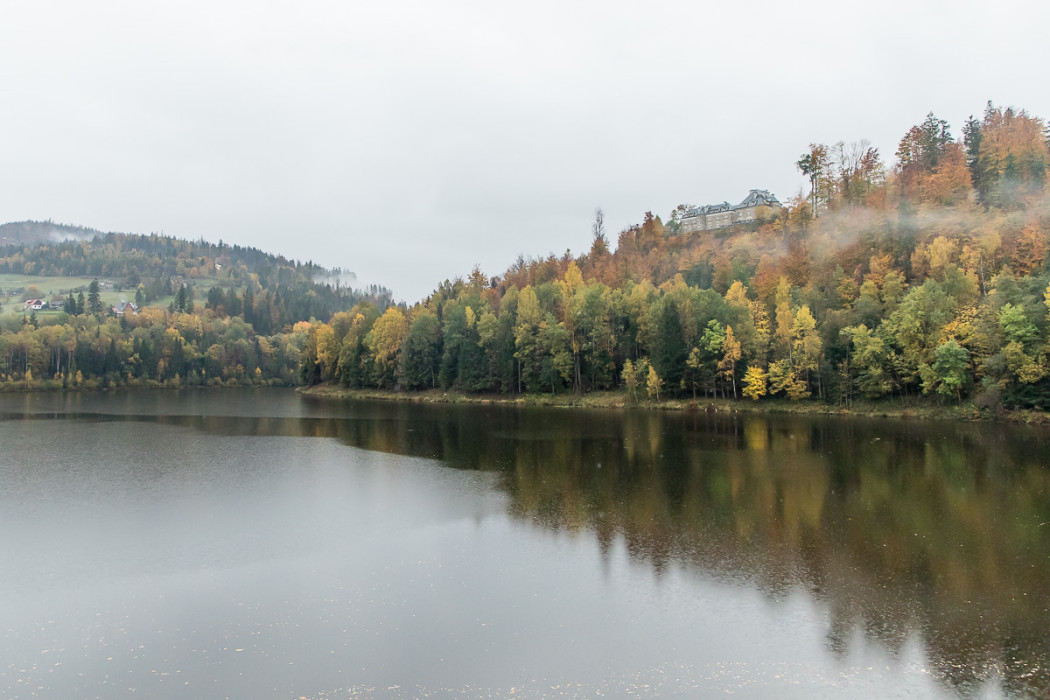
left=4, top=380, right=1047, bottom=425
left=300, top=383, right=1050, bottom=424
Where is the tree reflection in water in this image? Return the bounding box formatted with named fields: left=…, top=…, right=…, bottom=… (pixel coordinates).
left=154, top=397, right=1049, bottom=697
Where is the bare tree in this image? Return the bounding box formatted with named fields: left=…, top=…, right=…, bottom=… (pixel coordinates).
left=832, top=140, right=883, bottom=205
left=592, top=208, right=606, bottom=240
left=589, top=208, right=609, bottom=257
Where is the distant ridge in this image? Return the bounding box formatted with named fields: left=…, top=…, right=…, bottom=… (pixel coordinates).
left=0, top=220, right=103, bottom=247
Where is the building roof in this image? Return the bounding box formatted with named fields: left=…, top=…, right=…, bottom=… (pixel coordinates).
left=738, top=189, right=781, bottom=207
left=683, top=189, right=781, bottom=218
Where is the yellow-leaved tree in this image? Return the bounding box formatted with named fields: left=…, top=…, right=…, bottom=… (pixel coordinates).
left=718, top=325, right=742, bottom=398
left=646, top=362, right=663, bottom=401
left=742, top=366, right=768, bottom=401
left=366, top=307, right=408, bottom=388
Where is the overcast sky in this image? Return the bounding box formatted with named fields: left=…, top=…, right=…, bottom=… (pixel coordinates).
left=3, top=1, right=1048, bottom=302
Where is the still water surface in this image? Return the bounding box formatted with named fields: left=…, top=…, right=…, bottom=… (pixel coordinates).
left=1, top=388, right=1048, bottom=698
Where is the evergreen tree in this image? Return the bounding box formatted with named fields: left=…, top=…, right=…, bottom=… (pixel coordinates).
left=652, top=299, right=686, bottom=395
left=88, top=280, right=103, bottom=317
left=242, top=287, right=254, bottom=327
left=962, top=114, right=983, bottom=194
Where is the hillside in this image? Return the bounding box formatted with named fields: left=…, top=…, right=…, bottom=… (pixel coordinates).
left=0, top=226, right=393, bottom=333
left=298, top=102, right=1050, bottom=412
left=0, top=226, right=394, bottom=390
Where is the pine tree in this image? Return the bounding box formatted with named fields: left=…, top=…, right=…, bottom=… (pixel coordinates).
left=88, top=280, right=103, bottom=317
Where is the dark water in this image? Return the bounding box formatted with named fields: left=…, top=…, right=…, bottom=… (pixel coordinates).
left=1, top=389, right=1048, bottom=698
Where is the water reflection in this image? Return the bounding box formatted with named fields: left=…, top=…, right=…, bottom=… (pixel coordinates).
left=2, top=389, right=1048, bottom=696
left=484, top=411, right=1048, bottom=695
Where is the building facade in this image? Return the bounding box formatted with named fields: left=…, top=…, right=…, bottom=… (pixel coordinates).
left=680, top=189, right=782, bottom=233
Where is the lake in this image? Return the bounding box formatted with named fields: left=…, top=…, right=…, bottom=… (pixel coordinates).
left=1, top=388, right=1047, bottom=698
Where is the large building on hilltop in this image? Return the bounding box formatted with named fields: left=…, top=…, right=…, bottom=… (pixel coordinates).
left=680, top=189, right=782, bottom=233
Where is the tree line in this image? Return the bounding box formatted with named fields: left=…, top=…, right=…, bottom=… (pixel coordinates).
left=0, top=309, right=309, bottom=389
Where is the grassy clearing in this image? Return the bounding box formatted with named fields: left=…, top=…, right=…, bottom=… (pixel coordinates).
left=0, top=273, right=235, bottom=317
left=1, top=280, right=125, bottom=317
left=0, top=274, right=99, bottom=296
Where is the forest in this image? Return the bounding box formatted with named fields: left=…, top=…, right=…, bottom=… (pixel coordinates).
left=3, top=101, right=1050, bottom=412
left=298, top=102, right=1050, bottom=411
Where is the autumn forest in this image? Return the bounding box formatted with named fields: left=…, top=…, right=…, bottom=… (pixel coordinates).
left=5, top=102, right=1050, bottom=413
